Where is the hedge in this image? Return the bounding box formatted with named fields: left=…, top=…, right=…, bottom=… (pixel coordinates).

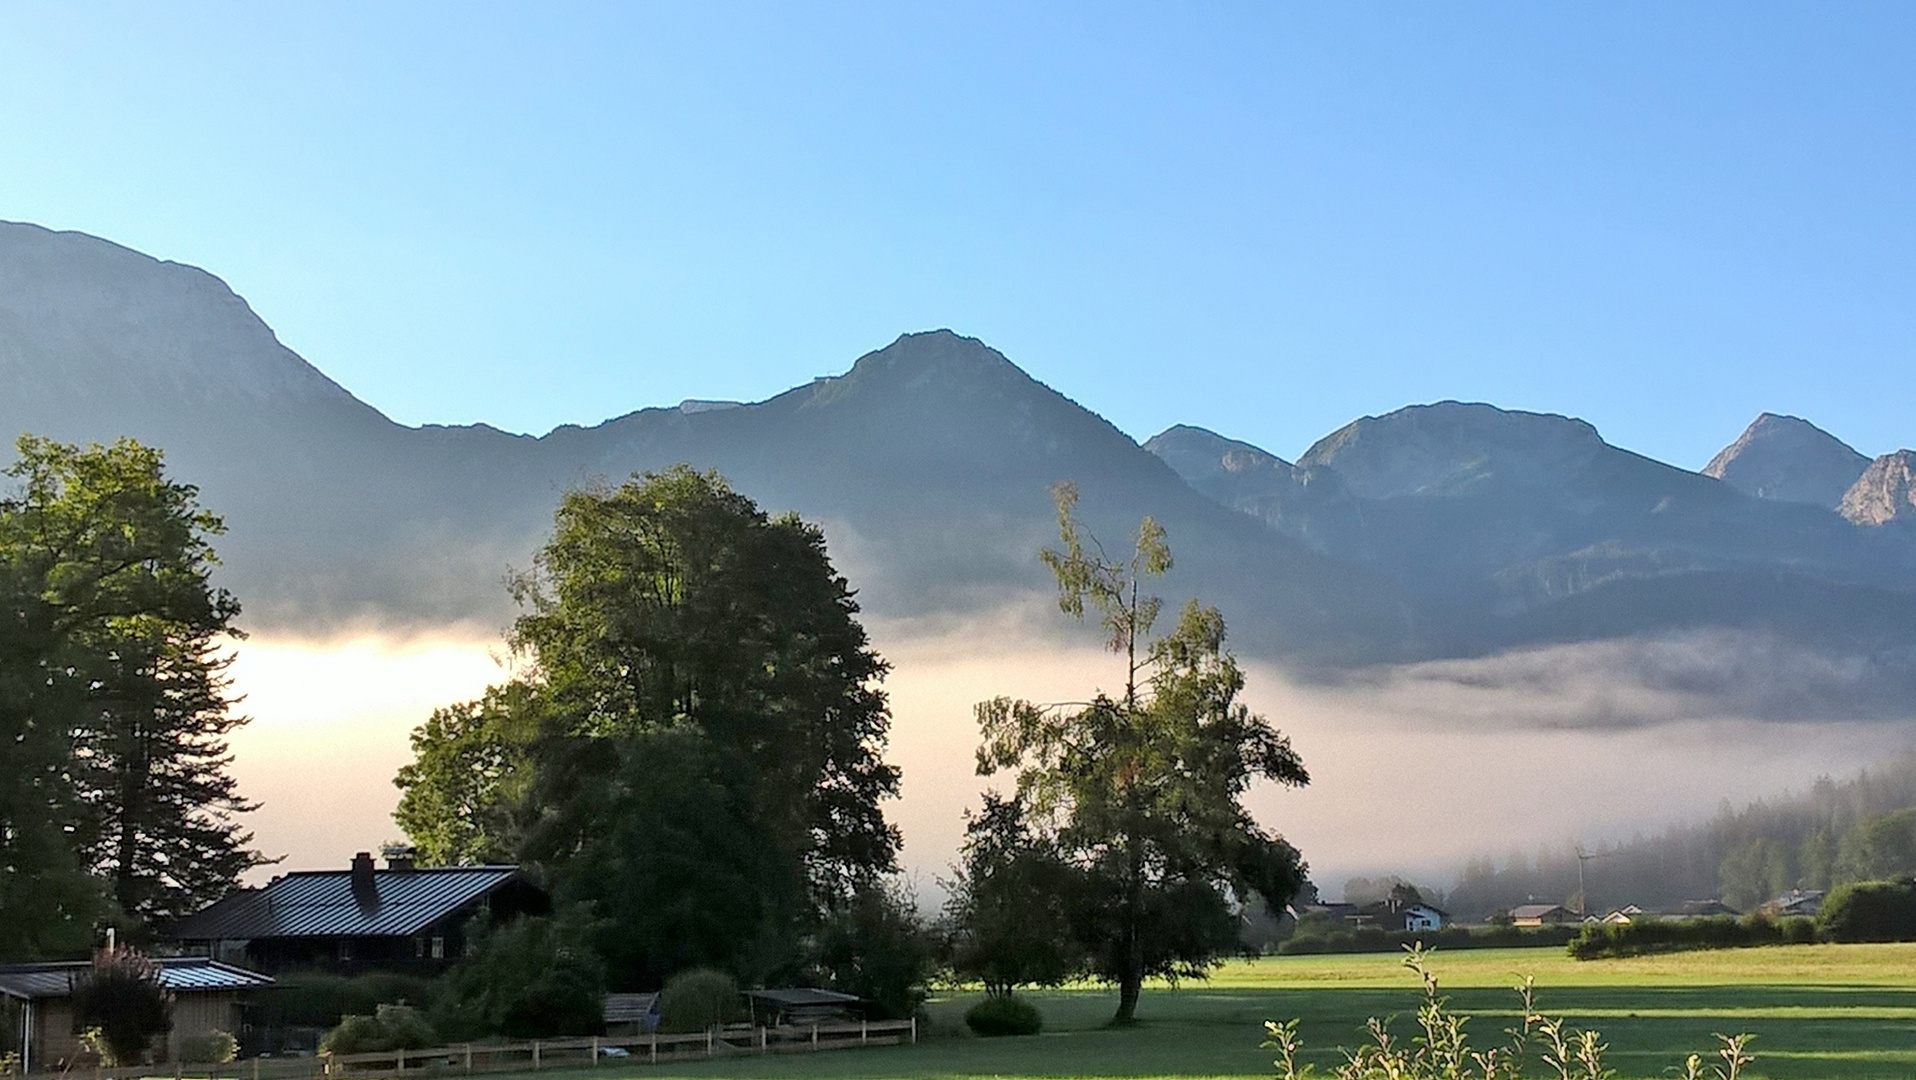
left=1568, top=915, right=1815, bottom=959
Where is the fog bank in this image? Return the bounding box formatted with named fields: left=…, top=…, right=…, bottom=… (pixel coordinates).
left=224, top=618, right=1916, bottom=896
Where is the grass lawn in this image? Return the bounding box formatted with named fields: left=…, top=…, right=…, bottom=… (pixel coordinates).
left=569, top=944, right=1916, bottom=1080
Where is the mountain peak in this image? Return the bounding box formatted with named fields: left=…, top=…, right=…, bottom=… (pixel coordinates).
left=1296, top=401, right=1604, bottom=499
left=1703, top=413, right=1869, bottom=509
left=1840, top=450, right=1916, bottom=526
left=1144, top=425, right=1298, bottom=506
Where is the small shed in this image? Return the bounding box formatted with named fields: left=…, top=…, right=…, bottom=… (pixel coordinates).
left=0, top=957, right=273, bottom=1071
left=603, top=993, right=660, bottom=1035
left=745, top=988, right=861, bottom=1028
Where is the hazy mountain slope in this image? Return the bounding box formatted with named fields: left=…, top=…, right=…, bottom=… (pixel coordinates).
left=1148, top=404, right=1916, bottom=651
left=1704, top=412, right=1871, bottom=509
left=0, top=221, right=555, bottom=625
left=0, top=224, right=1413, bottom=659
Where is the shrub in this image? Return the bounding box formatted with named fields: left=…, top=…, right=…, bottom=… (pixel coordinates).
left=1819, top=878, right=1916, bottom=942
left=1265, top=945, right=1757, bottom=1080
left=1279, top=923, right=1577, bottom=956
left=657, top=969, right=739, bottom=1033
left=320, top=1004, right=438, bottom=1055
left=177, top=1031, right=238, bottom=1064
left=71, top=949, right=172, bottom=1066
left=1568, top=914, right=1815, bottom=959
left=260, top=972, right=432, bottom=1031
left=964, top=995, right=1042, bottom=1037
left=432, top=907, right=606, bottom=1040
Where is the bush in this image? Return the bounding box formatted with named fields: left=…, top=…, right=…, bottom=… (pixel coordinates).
left=320, top=1004, right=438, bottom=1055
left=964, top=995, right=1042, bottom=1037
left=177, top=1031, right=238, bottom=1064
left=810, top=883, right=935, bottom=1021
left=72, top=949, right=172, bottom=1065
left=260, top=972, right=432, bottom=1031
left=1569, top=914, right=1815, bottom=959
left=1819, top=878, right=1916, bottom=942
left=1279, top=923, right=1577, bottom=956
left=432, top=907, right=606, bottom=1040
left=658, top=969, right=739, bottom=1033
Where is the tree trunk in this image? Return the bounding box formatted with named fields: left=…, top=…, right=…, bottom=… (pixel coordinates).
left=1112, top=962, right=1143, bottom=1026
left=1110, top=840, right=1146, bottom=1026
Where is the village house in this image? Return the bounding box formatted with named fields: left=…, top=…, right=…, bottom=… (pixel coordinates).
left=0, top=957, right=273, bottom=1071
left=1509, top=903, right=1573, bottom=927
left=164, top=851, right=549, bottom=975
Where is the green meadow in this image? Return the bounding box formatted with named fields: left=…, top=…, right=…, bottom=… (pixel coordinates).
left=589, top=944, right=1916, bottom=1080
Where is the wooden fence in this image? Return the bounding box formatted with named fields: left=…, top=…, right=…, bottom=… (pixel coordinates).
left=12, top=1021, right=918, bottom=1080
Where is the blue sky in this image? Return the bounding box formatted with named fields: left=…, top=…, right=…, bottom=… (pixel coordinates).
left=2, top=2, right=1912, bottom=466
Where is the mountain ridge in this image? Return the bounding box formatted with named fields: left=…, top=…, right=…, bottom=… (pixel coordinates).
left=4, top=221, right=1915, bottom=689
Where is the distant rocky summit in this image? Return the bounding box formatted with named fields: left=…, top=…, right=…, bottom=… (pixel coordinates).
left=1703, top=412, right=1871, bottom=509
left=1841, top=450, right=1916, bottom=526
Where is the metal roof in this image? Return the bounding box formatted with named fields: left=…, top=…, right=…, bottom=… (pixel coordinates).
left=167, top=866, right=526, bottom=941
left=0, top=958, right=274, bottom=1001
left=603, top=993, right=660, bottom=1024
left=745, top=988, right=861, bottom=1006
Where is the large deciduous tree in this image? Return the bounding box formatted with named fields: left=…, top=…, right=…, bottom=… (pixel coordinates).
left=396, top=466, right=902, bottom=987
left=0, top=436, right=263, bottom=945
left=972, top=482, right=1309, bottom=1025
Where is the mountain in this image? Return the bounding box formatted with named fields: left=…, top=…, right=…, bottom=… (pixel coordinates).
left=6, top=220, right=1916, bottom=677
left=1148, top=403, right=1916, bottom=653
left=1703, top=413, right=1871, bottom=509
left=1841, top=450, right=1916, bottom=527
left=0, top=222, right=1414, bottom=661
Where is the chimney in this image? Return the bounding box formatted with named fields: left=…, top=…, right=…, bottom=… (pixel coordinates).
left=350, top=851, right=379, bottom=909
left=383, top=844, right=417, bottom=873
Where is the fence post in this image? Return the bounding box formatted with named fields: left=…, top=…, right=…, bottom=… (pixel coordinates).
left=649, top=1036, right=657, bottom=1065
left=465, top=1045, right=472, bottom=1075
left=758, top=1027, right=766, bottom=1053
left=911, top=1017, right=918, bottom=1044
left=810, top=1025, right=817, bottom=1051
left=532, top=1042, right=541, bottom=1071
left=705, top=1029, right=713, bottom=1058
left=590, top=1038, right=599, bottom=1066
left=397, top=1048, right=406, bottom=1074
left=861, top=1019, right=868, bottom=1046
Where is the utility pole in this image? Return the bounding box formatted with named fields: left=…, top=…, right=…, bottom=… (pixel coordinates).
left=1575, top=845, right=1617, bottom=918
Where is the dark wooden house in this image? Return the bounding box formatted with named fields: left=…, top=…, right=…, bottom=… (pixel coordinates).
left=164, top=852, right=548, bottom=975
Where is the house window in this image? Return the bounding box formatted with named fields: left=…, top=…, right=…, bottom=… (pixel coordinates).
left=415, top=937, right=426, bottom=959
left=431, top=937, right=445, bottom=960
left=338, top=940, right=353, bottom=962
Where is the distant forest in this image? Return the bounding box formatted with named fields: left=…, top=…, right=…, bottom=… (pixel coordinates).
left=1432, top=753, right=1916, bottom=919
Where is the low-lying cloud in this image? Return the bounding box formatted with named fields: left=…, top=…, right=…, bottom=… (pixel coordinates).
left=222, top=612, right=1916, bottom=900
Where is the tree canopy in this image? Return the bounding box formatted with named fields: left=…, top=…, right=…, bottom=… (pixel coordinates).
left=966, top=482, right=1309, bottom=1024
left=0, top=435, right=261, bottom=953
left=396, top=466, right=903, bottom=988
